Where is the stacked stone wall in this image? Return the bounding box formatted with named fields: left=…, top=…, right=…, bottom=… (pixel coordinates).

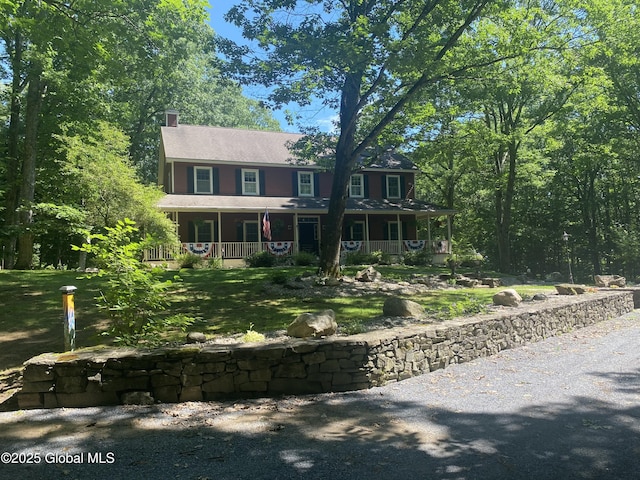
left=18, top=290, right=634, bottom=409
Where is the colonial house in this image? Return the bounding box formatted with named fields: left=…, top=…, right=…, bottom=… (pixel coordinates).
left=148, top=111, right=454, bottom=264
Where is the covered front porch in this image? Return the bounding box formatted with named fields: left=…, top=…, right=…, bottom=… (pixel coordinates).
left=146, top=195, right=454, bottom=264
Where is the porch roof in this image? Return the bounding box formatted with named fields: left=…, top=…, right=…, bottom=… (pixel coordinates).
left=157, top=194, right=455, bottom=217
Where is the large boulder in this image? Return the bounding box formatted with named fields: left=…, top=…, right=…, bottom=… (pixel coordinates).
left=383, top=297, right=425, bottom=317
left=594, top=275, right=626, bottom=288
left=287, top=309, right=338, bottom=338
left=355, top=266, right=381, bottom=282
left=186, top=332, right=207, bottom=344
left=555, top=284, right=590, bottom=295
left=493, top=289, right=522, bottom=307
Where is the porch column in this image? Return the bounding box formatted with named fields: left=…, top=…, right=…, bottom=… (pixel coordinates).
left=397, top=213, right=402, bottom=255
left=427, top=216, right=432, bottom=252
left=217, top=211, right=222, bottom=258
left=258, top=212, right=263, bottom=252
left=175, top=212, right=181, bottom=257
left=447, top=215, right=452, bottom=253
left=365, top=213, right=370, bottom=253
left=294, top=212, right=299, bottom=255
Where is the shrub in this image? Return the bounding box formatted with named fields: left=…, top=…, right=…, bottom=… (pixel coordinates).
left=74, top=219, right=181, bottom=345
left=344, top=250, right=393, bottom=266
left=293, top=251, right=317, bottom=266
left=175, top=252, right=204, bottom=269
left=242, top=323, right=266, bottom=343
left=402, top=250, right=431, bottom=266
left=245, top=251, right=276, bottom=267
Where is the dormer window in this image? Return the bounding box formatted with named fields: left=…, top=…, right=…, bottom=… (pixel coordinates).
left=297, top=172, right=314, bottom=197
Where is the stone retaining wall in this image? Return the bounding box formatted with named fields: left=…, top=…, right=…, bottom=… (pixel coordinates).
left=18, top=290, right=635, bottom=409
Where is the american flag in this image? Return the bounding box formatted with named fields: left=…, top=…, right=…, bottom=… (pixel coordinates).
left=262, top=208, right=272, bottom=241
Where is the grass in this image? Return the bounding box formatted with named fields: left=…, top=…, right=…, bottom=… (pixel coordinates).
left=0, top=266, right=556, bottom=373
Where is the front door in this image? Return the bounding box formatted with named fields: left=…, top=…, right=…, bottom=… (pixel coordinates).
left=298, top=217, right=319, bottom=254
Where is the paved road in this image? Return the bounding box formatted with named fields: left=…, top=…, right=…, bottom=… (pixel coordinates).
left=1, top=312, right=639, bottom=480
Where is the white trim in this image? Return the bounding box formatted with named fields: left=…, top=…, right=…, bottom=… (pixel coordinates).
left=297, top=171, right=314, bottom=197
left=349, top=174, right=364, bottom=198
left=242, top=168, right=260, bottom=195
left=194, top=166, right=213, bottom=194
left=386, top=175, right=401, bottom=199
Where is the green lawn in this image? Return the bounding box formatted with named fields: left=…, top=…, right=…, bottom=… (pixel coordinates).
left=0, top=266, right=556, bottom=373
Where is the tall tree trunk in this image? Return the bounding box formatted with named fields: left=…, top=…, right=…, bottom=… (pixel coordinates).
left=14, top=68, right=45, bottom=270
left=319, top=73, right=362, bottom=277
left=494, top=141, right=518, bottom=273
left=3, top=30, right=25, bottom=270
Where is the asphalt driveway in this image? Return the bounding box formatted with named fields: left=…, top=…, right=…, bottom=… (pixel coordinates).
left=1, top=311, right=638, bottom=480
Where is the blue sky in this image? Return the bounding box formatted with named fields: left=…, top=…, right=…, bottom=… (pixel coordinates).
left=206, top=3, right=338, bottom=133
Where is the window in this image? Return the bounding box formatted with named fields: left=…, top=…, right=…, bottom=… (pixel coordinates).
left=195, top=221, right=214, bottom=242
left=386, top=175, right=401, bottom=199
left=194, top=167, right=213, bottom=194
left=346, top=221, right=364, bottom=241
left=242, top=169, right=259, bottom=195
left=244, top=221, right=259, bottom=242
left=349, top=174, right=364, bottom=198
left=298, top=172, right=314, bottom=197
left=387, top=222, right=399, bottom=241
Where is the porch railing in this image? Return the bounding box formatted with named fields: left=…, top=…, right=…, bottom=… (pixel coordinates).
left=144, top=239, right=448, bottom=262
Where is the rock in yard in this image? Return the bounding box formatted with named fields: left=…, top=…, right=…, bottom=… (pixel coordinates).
left=287, top=309, right=338, bottom=338
left=594, top=275, right=626, bottom=288
left=493, top=289, right=522, bottom=307
left=555, top=284, right=590, bottom=295
left=121, top=391, right=155, bottom=405
left=383, top=297, right=425, bottom=317
left=355, top=266, right=381, bottom=282
left=186, top=332, right=207, bottom=344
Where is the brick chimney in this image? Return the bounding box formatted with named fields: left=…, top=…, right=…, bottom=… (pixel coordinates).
left=165, top=109, right=179, bottom=127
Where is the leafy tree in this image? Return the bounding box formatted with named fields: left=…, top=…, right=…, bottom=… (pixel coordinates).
left=75, top=219, right=189, bottom=345
left=221, top=0, right=512, bottom=277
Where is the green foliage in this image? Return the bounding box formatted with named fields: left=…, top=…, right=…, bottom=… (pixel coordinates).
left=242, top=323, right=266, bottom=343
left=244, top=251, right=277, bottom=268
left=429, top=294, right=489, bottom=321
left=176, top=252, right=205, bottom=269
left=74, top=219, right=180, bottom=345
left=293, top=251, right=317, bottom=266
left=402, top=250, right=432, bottom=266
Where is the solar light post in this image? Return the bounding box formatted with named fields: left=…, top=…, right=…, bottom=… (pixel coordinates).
left=562, top=232, right=574, bottom=284
left=60, top=285, right=77, bottom=351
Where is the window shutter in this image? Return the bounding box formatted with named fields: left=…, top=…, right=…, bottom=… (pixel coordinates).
left=400, top=176, right=406, bottom=199
left=402, top=221, right=408, bottom=240
left=235, top=169, right=242, bottom=195
left=292, top=172, right=298, bottom=196
left=314, top=173, right=320, bottom=197
left=236, top=222, right=243, bottom=241
left=364, top=175, right=369, bottom=198
left=383, top=222, right=389, bottom=240
left=381, top=175, right=387, bottom=199
left=213, top=168, right=220, bottom=195
left=187, top=167, right=194, bottom=193
left=259, top=170, right=266, bottom=196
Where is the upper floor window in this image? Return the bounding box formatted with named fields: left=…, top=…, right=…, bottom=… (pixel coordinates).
left=298, top=172, right=314, bottom=197
left=242, top=169, right=259, bottom=195
left=349, top=174, right=364, bottom=198
left=194, top=167, right=213, bottom=194
left=386, top=175, right=401, bottom=199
